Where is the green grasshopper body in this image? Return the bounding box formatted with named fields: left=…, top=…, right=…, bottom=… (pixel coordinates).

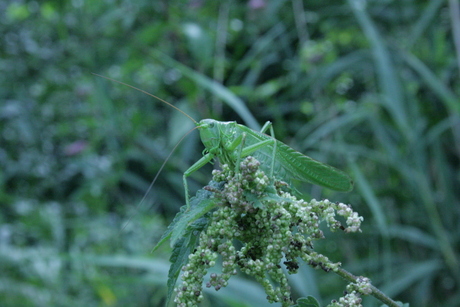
left=93, top=74, right=353, bottom=209
left=185, top=118, right=353, bottom=207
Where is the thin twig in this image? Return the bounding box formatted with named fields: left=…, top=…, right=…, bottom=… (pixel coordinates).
left=334, top=267, right=401, bottom=307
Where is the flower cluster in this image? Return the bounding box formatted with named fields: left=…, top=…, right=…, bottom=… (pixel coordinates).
left=174, top=156, right=363, bottom=307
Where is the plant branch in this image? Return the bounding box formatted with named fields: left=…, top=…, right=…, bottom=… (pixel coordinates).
left=334, top=267, right=401, bottom=307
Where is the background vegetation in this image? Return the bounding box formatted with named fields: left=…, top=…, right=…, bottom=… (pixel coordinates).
left=1, top=0, right=459, bottom=306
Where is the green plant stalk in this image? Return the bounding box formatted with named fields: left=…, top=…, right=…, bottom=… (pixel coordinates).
left=334, top=267, right=401, bottom=307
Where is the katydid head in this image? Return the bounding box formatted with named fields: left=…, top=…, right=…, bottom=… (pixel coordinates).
left=197, top=119, right=221, bottom=152
left=198, top=119, right=237, bottom=154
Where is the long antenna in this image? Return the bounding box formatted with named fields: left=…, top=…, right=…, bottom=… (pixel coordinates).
left=92, top=73, right=200, bottom=236
left=119, top=127, right=199, bottom=233
left=92, top=73, right=197, bottom=124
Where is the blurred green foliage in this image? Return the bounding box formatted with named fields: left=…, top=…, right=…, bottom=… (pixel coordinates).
left=1, top=0, right=459, bottom=306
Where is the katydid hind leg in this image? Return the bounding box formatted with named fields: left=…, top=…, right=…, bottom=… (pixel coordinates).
left=260, top=121, right=273, bottom=134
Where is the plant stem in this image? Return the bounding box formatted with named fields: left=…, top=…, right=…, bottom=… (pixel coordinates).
left=334, top=267, right=400, bottom=307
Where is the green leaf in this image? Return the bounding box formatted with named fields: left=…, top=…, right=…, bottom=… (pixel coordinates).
left=293, top=296, right=321, bottom=307
left=152, top=180, right=222, bottom=253
left=166, top=216, right=210, bottom=306
left=166, top=236, right=186, bottom=305
left=150, top=207, right=180, bottom=253
left=170, top=197, right=217, bottom=248
left=155, top=180, right=224, bottom=306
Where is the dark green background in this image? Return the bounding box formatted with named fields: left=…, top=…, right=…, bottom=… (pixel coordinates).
left=1, top=0, right=458, bottom=306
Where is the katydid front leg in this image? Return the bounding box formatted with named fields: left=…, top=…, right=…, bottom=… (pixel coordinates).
left=183, top=132, right=246, bottom=209
left=183, top=153, right=215, bottom=208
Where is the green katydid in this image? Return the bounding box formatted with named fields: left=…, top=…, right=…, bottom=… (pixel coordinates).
left=93, top=74, right=353, bottom=209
